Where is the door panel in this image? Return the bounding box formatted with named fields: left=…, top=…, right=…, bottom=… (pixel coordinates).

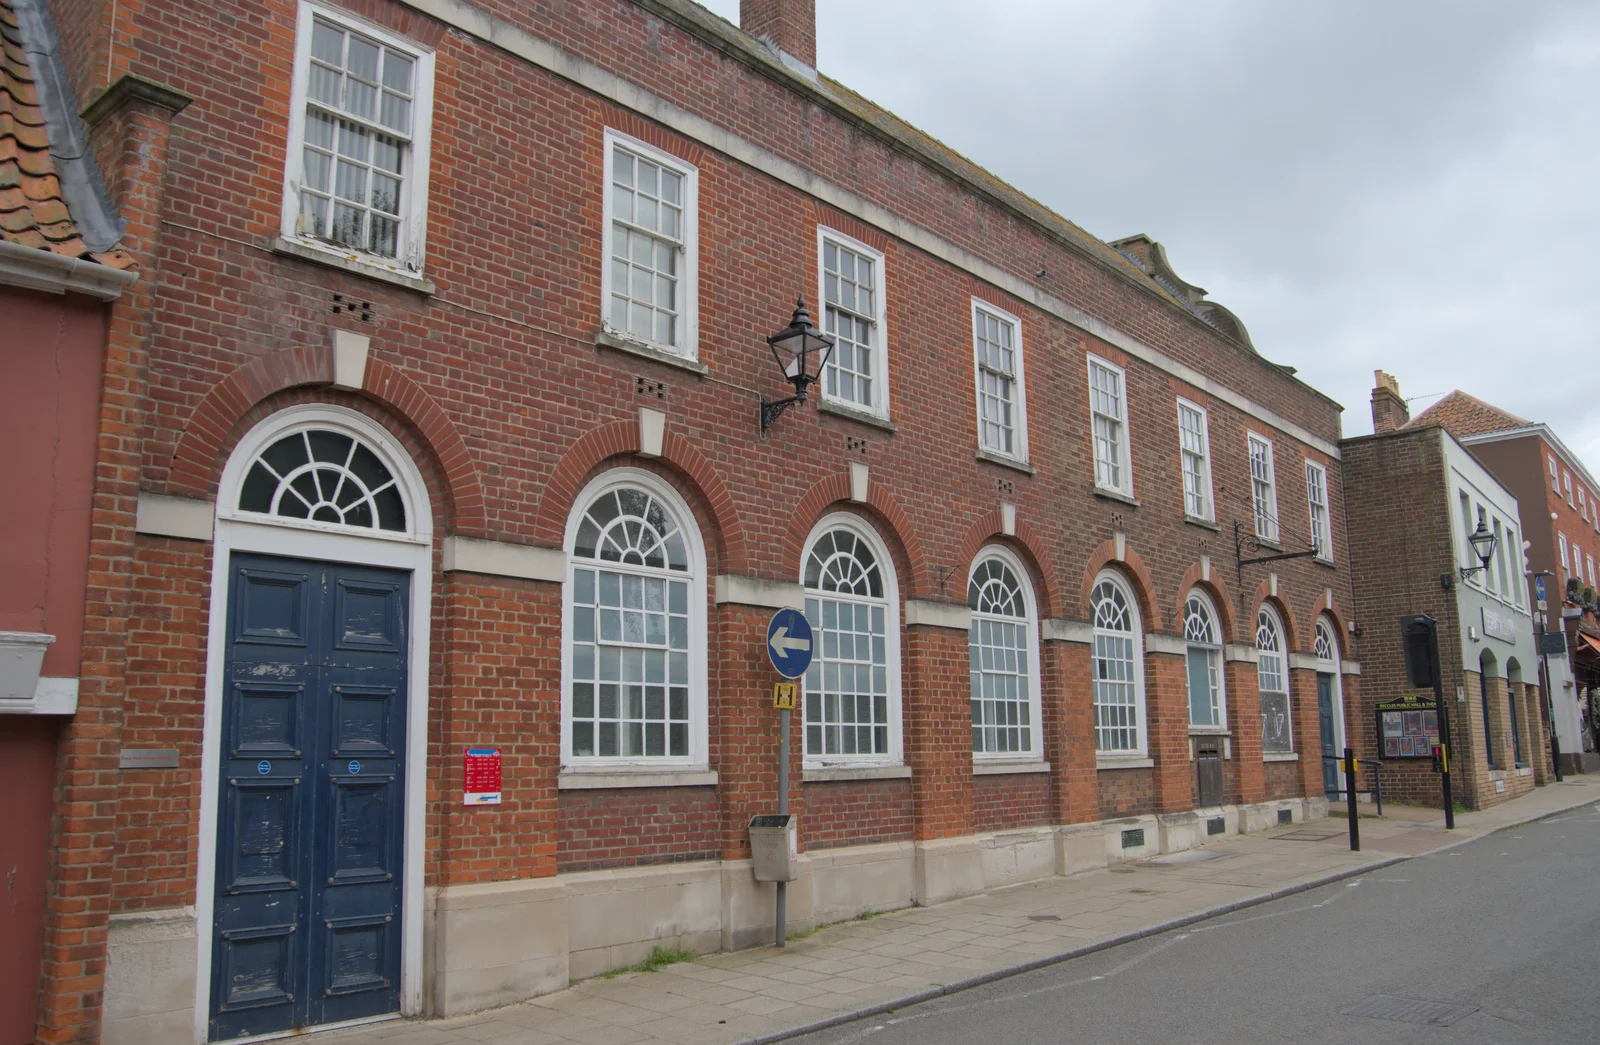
left=1194, top=735, right=1223, bottom=808
left=1318, top=673, right=1338, bottom=796
left=212, top=554, right=407, bottom=1040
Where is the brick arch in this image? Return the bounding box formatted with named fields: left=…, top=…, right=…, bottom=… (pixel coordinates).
left=167, top=349, right=488, bottom=536
left=532, top=422, right=747, bottom=571
left=1310, top=591, right=1352, bottom=661
left=784, top=474, right=928, bottom=600
left=955, top=509, right=1063, bottom=619
left=1080, top=539, right=1158, bottom=630
left=1171, top=565, right=1238, bottom=644
left=1251, top=580, right=1302, bottom=653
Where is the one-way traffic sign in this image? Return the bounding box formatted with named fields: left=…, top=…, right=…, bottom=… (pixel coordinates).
left=767, top=608, right=813, bottom=678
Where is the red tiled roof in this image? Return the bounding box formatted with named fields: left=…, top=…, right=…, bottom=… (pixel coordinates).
left=0, top=0, right=133, bottom=269
left=1404, top=390, right=1529, bottom=438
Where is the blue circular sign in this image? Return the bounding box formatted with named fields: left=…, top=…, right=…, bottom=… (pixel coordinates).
left=348, top=760, right=362, bottom=775
left=766, top=608, right=814, bottom=679
left=256, top=760, right=271, bottom=776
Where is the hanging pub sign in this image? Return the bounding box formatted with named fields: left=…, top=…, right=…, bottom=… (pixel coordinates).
left=463, top=747, right=503, bottom=805
left=1375, top=692, right=1440, bottom=759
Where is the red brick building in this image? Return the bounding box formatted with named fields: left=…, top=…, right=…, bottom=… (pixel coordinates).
left=1374, top=374, right=1600, bottom=772
left=0, top=1, right=137, bottom=1040
left=29, top=0, right=1361, bottom=1041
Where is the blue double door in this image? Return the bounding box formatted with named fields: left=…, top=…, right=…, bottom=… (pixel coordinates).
left=210, top=553, right=409, bottom=1040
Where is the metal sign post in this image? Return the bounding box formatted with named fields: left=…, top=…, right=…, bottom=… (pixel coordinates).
left=765, top=608, right=812, bottom=948
left=1534, top=573, right=1564, bottom=781
left=1342, top=747, right=1360, bottom=851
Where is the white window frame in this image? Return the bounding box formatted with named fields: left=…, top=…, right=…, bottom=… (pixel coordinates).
left=968, top=546, right=1043, bottom=762
left=1580, top=487, right=1588, bottom=522
left=1090, top=569, right=1146, bottom=757
left=1183, top=588, right=1226, bottom=731
left=600, top=129, right=700, bottom=359
left=1508, top=524, right=1525, bottom=607
left=1176, top=398, right=1213, bottom=522
left=1313, top=616, right=1345, bottom=756
left=817, top=227, right=890, bottom=419
left=1248, top=433, right=1280, bottom=543
left=971, top=300, right=1029, bottom=463
left=1560, top=532, right=1571, bottom=585
left=560, top=468, right=709, bottom=770
left=1087, top=355, right=1134, bottom=497
left=1565, top=472, right=1574, bottom=508
left=1257, top=603, right=1293, bottom=755
left=1305, top=459, right=1332, bottom=562
left=1550, top=455, right=1560, bottom=493
left=1589, top=554, right=1596, bottom=588
left=280, top=0, right=435, bottom=276
left=800, top=513, right=903, bottom=768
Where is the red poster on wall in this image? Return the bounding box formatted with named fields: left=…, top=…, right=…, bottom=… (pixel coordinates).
left=463, top=748, right=502, bottom=805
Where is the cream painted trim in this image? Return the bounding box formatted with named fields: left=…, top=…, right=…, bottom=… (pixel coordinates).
left=331, top=329, right=370, bottom=390
left=394, top=0, right=1340, bottom=461
left=638, top=406, right=666, bottom=457
left=973, top=760, right=1050, bottom=776
left=1096, top=756, right=1155, bottom=770
left=0, top=239, right=137, bottom=299
left=904, top=600, right=970, bottom=629
left=558, top=768, right=717, bottom=789
left=442, top=536, right=564, bottom=582
left=136, top=493, right=215, bottom=542
left=1342, top=660, right=1362, bottom=676
left=1224, top=644, right=1260, bottom=663
left=1264, top=752, right=1300, bottom=762
left=849, top=460, right=869, bottom=503
left=1288, top=653, right=1322, bottom=671
left=1042, top=619, right=1092, bottom=644
left=0, top=676, right=78, bottom=716
left=802, top=764, right=911, bottom=782
left=713, top=575, right=805, bottom=610
left=1145, top=633, right=1185, bottom=656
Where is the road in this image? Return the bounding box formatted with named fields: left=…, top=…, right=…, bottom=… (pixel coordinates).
left=789, top=805, right=1600, bottom=1045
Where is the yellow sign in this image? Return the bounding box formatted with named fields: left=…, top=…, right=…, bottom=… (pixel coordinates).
left=773, top=682, right=797, bottom=710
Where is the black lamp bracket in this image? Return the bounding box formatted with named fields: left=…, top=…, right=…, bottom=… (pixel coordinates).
left=760, top=393, right=804, bottom=431
left=1234, top=520, right=1319, bottom=585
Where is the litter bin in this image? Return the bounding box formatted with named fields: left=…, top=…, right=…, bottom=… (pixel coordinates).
left=748, top=814, right=797, bottom=882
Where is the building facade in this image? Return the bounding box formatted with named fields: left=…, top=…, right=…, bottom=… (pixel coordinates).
left=0, top=1, right=138, bottom=1040
left=1344, top=396, right=1548, bottom=810
left=1374, top=373, right=1600, bottom=771
left=29, top=0, right=1361, bottom=1042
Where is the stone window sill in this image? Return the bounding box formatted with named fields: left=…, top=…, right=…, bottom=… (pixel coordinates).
left=817, top=398, right=898, bottom=432
left=1263, top=752, right=1299, bottom=762
left=975, top=448, right=1035, bottom=474
left=1096, top=755, right=1154, bottom=770
left=802, top=764, right=911, bottom=782
left=1093, top=486, right=1139, bottom=508
left=558, top=767, right=718, bottom=790
left=1183, top=514, right=1221, bottom=532
left=1314, top=556, right=1337, bottom=569
left=973, top=760, right=1050, bottom=776
left=271, top=236, right=436, bottom=295
left=594, top=329, right=708, bottom=375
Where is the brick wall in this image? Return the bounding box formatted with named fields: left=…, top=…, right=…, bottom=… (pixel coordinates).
left=972, top=772, right=1051, bottom=833
left=557, top=787, right=721, bottom=872
left=801, top=779, right=914, bottom=850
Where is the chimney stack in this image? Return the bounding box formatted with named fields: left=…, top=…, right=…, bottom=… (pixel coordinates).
left=741, top=0, right=817, bottom=73
left=1370, top=370, right=1410, bottom=433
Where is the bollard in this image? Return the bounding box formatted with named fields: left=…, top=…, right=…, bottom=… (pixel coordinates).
left=1343, top=747, right=1360, bottom=852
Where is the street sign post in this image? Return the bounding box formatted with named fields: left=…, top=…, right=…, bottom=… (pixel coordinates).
left=764, top=608, right=813, bottom=947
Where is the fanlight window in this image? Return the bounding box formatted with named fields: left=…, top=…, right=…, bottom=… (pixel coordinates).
left=1091, top=576, right=1141, bottom=753
left=803, top=526, right=890, bottom=758
left=1185, top=592, right=1223, bottom=728
left=1315, top=619, right=1337, bottom=663
left=804, top=528, right=883, bottom=597
left=969, top=557, right=1032, bottom=755
left=239, top=427, right=406, bottom=531
left=1258, top=607, right=1293, bottom=754
left=573, top=487, right=689, bottom=571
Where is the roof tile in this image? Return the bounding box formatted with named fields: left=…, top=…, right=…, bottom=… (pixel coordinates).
left=0, top=0, right=133, bottom=271
left=1404, top=390, right=1529, bottom=438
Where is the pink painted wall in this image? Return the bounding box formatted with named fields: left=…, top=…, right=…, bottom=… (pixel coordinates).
left=0, top=285, right=108, bottom=677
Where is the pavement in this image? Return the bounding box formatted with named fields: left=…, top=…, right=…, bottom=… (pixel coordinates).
left=322, top=776, right=1600, bottom=1045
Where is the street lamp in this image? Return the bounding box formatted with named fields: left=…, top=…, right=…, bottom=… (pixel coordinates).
left=760, top=298, right=835, bottom=431
left=1459, top=519, right=1498, bottom=581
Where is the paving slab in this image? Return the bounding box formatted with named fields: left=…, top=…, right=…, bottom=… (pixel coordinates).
left=318, top=777, right=1600, bottom=1045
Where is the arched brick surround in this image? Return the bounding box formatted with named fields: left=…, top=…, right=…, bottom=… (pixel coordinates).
left=1252, top=580, right=1302, bottom=652
left=166, top=348, right=488, bottom=536
left=786, top=473, right=928, bottom=599
left=1080, top=537, right=1159, bottom=629
left=956, top=509, right=1063, bottom=619
left=533, top=422, right=748, bottom=570
left=1171, top=564, right=1238, bottom=644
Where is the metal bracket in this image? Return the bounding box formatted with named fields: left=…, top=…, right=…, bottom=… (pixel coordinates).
left=760, top=394, right=802, bottom=431
left=1234, top=520, right=1319, bottom=585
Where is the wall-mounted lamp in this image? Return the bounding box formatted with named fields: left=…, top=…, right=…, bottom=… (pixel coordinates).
left=1459, top=519, right=1499, bottom=581
left=760, top=297, right=835, bottom=431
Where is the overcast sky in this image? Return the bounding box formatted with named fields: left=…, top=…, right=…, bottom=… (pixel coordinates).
left=697, top=0, right=1600, bottom=467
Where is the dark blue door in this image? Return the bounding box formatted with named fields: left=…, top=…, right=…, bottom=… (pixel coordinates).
left=210, top=552, right=408, bottom=1040
left=1318, top=673, right=1338, bottom=796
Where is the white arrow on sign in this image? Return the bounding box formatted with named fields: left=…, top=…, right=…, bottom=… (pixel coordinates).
left=769, top=627, right=811, bottom=660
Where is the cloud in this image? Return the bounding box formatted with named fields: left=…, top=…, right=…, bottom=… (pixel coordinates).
left=696, top=0, right=1600, bottom=464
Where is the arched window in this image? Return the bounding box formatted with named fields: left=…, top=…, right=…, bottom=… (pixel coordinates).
left=1507, top=659, right=1526, bottom=767
left=564, top=471, right=704, bottom=764
left=1257, top=605, right=1292, bottom=754
left=238, top=425, right=407, bottom=531
left=1184, top=590, right=1225, bottom=729
left=1091, top=571, right=1145, bottom=755
left=802, top=516, right=900, bottom=763
left=1314, top=618, right=1338, bottom=664
left=969, top=550, right=1041, bottom=758
left=1479, top=650, right=1498, bottom=770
